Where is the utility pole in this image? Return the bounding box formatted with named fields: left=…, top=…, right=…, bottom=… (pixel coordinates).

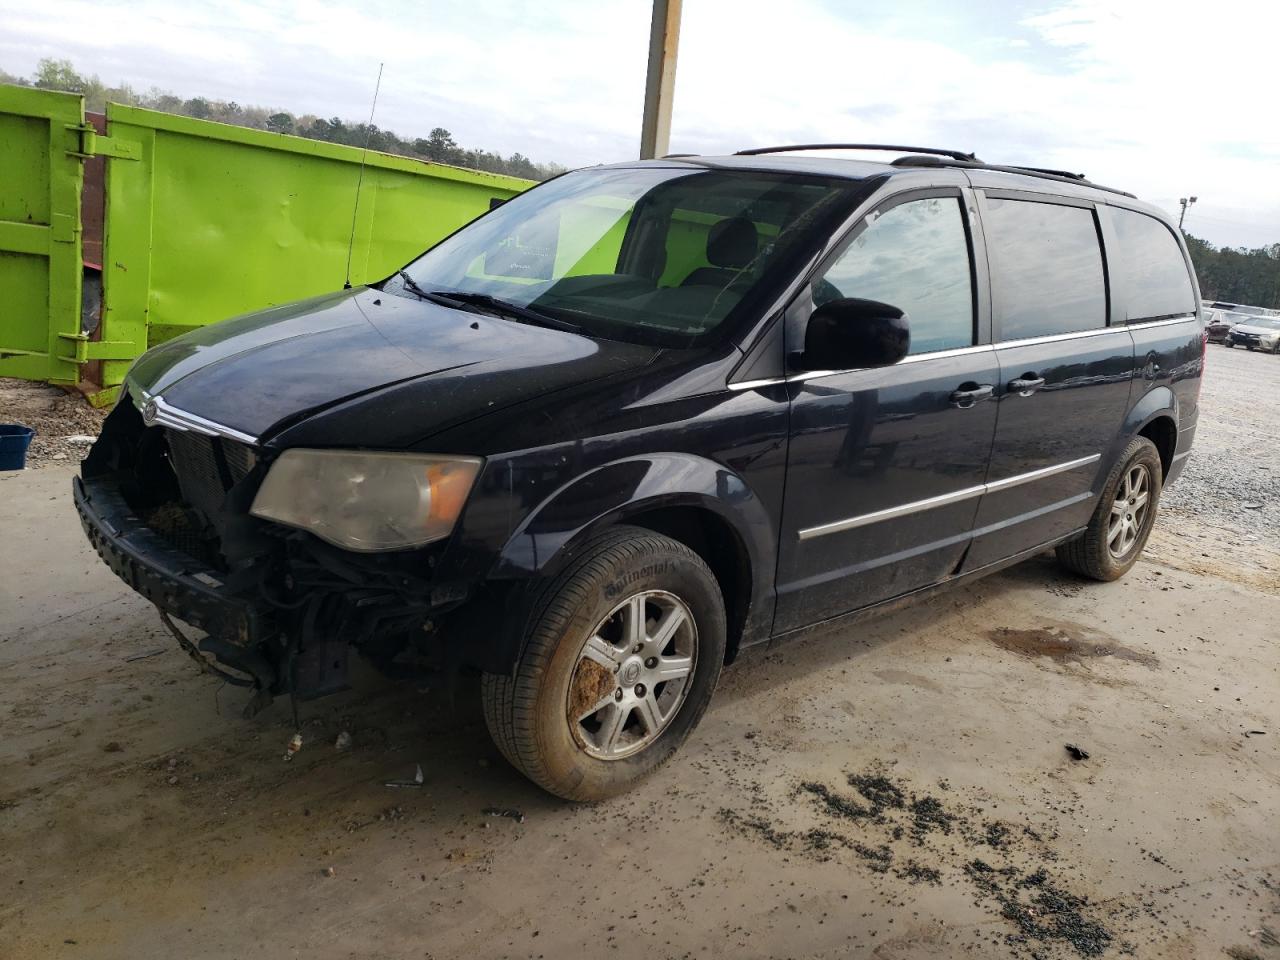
left=1178, top=196, right=1198, bottom=230
left=639, top=0, right=682, bottom=159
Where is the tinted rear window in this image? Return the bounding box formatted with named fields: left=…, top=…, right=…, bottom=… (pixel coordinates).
left=1109, top=208, right=1196, bottom=321
left=985, top=198, right=1107, bottom=340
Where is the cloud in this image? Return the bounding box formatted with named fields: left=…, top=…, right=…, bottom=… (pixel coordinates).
left=0, top=0, right=1274, bottom=247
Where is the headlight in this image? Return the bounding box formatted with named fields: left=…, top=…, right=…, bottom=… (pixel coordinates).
left=250, top=449, right=482, bottom=552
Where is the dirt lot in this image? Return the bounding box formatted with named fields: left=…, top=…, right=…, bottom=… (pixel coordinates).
left=1, top=346, right=1277, bottom=960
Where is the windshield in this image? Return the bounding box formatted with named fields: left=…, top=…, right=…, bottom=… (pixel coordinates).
left=1239, top=317, right=1280, bottom=329
left=387, top=166, right=861, bottom=347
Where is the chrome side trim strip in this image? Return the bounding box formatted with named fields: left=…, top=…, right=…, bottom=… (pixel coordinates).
left=1125, top=314, right=1198, bottom=329
left=896, top=343, right=997, bottom=366
left=983, top=454, right=1101, bottom=492
left=798, top=483, right=985, bottom=540
left=797, top=453, right=1102, bottom=540
left=130, top=384, right=259, bottom=445
left=995, top=326, right=1129, bottom=349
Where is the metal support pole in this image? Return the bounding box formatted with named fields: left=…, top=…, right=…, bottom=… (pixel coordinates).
left=639, top=0, right=682, bottom=159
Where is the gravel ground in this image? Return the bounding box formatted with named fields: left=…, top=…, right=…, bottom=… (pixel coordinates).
left=1161, top=342, right=1280, bottom=537
left=1147, top=344, right=1280, bottom=593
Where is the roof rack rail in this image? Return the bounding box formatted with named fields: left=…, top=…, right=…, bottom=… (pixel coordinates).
left=735, top=143, right=979, bottom=163
left=889, top=154, right=1135, bottom=199
left=1006, top=165, right=1086, bottom=181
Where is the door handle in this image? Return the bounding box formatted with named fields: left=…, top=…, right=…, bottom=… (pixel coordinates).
left=949, top=383, right=994, bottom=408
left=1007, top=374, right=1045, bottom=396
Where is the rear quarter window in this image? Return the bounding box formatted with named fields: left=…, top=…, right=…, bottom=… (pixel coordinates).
left=984, top=197, right=1108, bottom=341
left=1109, top=208, right=1196, bottom=321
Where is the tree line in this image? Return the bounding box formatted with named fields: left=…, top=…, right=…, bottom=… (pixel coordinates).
left=1184, top=235, right=1280, bottom=310
left=5, top=59, right=1277, bottom=305
left=1, top=58, right=565, bottom=182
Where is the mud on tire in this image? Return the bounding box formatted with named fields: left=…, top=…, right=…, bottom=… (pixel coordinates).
left=481, top=525, right=726, bottom=801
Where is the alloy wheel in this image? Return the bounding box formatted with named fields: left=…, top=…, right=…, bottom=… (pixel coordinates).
left=1107, top=463, right=1151, bottom=559
left=567, top=590, right=698, bottom=760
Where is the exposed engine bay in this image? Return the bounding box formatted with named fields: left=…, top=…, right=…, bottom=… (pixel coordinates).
left=76, top=399, right=474, bottom=717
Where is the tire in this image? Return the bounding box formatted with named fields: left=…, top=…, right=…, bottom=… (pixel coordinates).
left=1056, top=436, right=1162, bottom=581
left=481, top=525, right=726, bottom=801
left=1224, top=340, right=1234, bottom=348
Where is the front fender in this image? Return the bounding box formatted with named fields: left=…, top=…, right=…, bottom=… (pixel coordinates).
left=495, top=452, right=773, bottom=583
left=466, top=454, right=776, bottom=675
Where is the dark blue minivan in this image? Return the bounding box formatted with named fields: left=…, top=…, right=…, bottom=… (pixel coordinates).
left=76, top=145, right=1203, bottom=799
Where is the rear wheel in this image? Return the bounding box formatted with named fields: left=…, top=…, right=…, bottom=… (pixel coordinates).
left=481, top=525, right=725, bottom=801
left=1056, top=437, right=1162, bottom=581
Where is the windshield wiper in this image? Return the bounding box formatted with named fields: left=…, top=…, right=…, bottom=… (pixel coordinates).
left=394, top=270, right=473, bottom=312
left=393, top=274, right=583, bottom=334
left=430, top=290, right=584, bottom=334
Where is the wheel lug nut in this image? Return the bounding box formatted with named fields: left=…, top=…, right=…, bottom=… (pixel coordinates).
left=614, top=688, right=623, bottom=701
left=633, top=644, right=643, bottom=654
left=644, top=657, right=657, bottom=669
left=634, top=683, right=646, bottom=697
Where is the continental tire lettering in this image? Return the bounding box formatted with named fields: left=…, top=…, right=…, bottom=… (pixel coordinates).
left=603, top=561, right=674, bottom=599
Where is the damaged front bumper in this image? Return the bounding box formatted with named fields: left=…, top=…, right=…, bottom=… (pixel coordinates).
left=74, top=474, right=272, bottom=645
left=74, top=473, right=283, bottom=713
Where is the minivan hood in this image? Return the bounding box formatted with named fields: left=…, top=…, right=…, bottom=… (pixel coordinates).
left=127, top=287, right=658, bottom=446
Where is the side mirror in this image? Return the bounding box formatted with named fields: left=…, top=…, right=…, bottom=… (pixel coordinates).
left=794, top=298, right=910, bottom=371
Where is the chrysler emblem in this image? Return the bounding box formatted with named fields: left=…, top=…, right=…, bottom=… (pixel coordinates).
left=141, top=399, right=159, bottom=426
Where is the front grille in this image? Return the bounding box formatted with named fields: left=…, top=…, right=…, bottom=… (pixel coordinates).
left=165, top=430, right=258, bottom=521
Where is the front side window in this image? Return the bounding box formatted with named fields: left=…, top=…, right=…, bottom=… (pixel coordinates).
left=1109, top=208, right=1196, bottom=321
left=814, top=197, right=975, bottom=355
left=388, top=167, right=859, bottom=347
left=985, top=198, right=1107, bottom=340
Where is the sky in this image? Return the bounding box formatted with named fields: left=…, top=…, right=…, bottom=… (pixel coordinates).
left=1, top=0, right=1276, bottom=249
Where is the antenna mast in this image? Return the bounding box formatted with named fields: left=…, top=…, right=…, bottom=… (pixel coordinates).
left=344, top=62, right=385, bottom=290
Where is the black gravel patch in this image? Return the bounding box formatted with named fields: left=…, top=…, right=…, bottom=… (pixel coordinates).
left=722, top=767, right=1122, bottom=958
left=908, top=794, right=955, bottom=841
left=966, top=858, right=1112, bottom=956
left=852, top=842, right=893, bottom=873
left=802, top=828, right=847, bottom=855
left=799, top=781, right=871, bottom=821
left=898, top=860, right=942, bottom=885
left=846, top=772, right=906, bottom=816
left=716, top=808, right=790, bottom=850
left=985, top=821, right=1011, bottom=848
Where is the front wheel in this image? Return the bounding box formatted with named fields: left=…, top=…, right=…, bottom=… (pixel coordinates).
left=1224, top=340, right=1234, bottom=348
left=1056, top=437, right=1162, bottom=581
left=482, top=525, right=726, bottom=801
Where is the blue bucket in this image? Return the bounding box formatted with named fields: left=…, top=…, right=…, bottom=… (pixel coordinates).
left=0, top=424, right=36, bottom=470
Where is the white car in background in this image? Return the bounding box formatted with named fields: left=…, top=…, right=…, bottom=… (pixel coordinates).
left=1226, top=316, right=1280, bottom=352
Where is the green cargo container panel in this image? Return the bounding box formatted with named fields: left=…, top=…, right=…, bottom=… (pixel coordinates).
left=101, top=104, right=533, bottom=388
left=0, top=86, right=85, bottom=385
